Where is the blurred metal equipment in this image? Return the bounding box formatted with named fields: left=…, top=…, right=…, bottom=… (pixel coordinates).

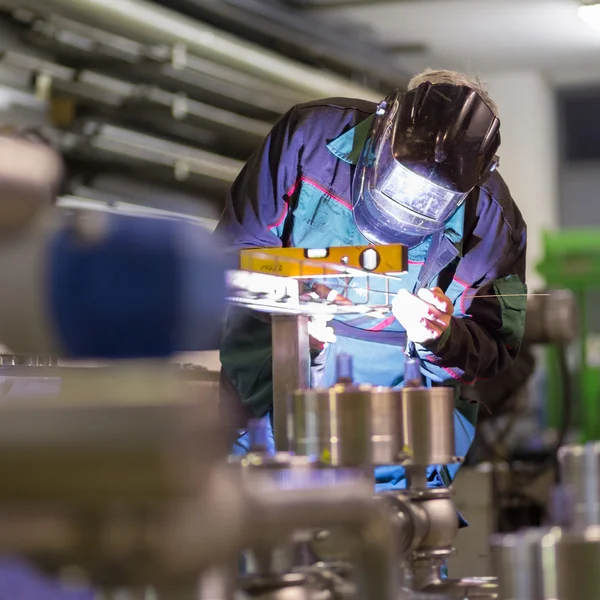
left=57, top=121, right=244, bottom=191
left=537, top=230, right=600, bottom=442
left=0, top=0, right=387, bottom=224
left=0, top=0, right=381, bottom=101
left=285, top=355, right=497, bottom=598
left=290, top=384, right=455, bottom=468
left=0, top=49, right=273, bottom=156
left=0, top=135, right=232, bottom=356
left=557, top=442, right=600, bottom=528
left=524, top=288, right=578, bottom=345
left=155, top=0, right=410, bottom=91
left=448, top=288, right=579, bottom=578
left=0, top=18, right=300, bottom=120
left=272, top=315, right=310, bottom=451
left=491, top=440, right=600, bottom=600
left=0, top=134, right=62, bottom=229
left=0, top=365, right=398, bottom=600
left=490, top=528, right=559, bottom=600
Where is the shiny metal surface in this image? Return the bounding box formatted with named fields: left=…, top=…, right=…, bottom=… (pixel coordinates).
left=405, top=553, right=498, bottom=598
left=558, top=442, right=600, bottom=527
left=291, top=384, right=373, bottom=467
left=0, top=364, right=227, bottom=504
left=385, top=489, right=458, bottom=558
left=291, top=385, right=457, bottom=467
left=272, top=314, right=311, bottom=452
left=61, top=122, right=243, bottom=188
left=240, top=572, right=334, bottom=600
left=413, top=489, right=459, bottom=557
left=245, top=476, right=397, bottom=600
left=490, top=527, right=560, bottom=600
left=418, top=578, right=499, bottom=599
left=0, top=398, right=396, bottom=597
left=400, top=388, right=456, bottom=467
left=164, top=0, right=409, bottom=92
left=524, top=288, right=577, bottom=345
left=370, top=386, right=405, bottom=465
left=554, top=526, right=600, bottom=600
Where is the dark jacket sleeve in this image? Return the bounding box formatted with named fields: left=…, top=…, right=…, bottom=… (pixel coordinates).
left=214, top=107, right=302, bottom=249
left=216, top=107, right=304, bottom=421
left=417, top=184, right=528, bottom=385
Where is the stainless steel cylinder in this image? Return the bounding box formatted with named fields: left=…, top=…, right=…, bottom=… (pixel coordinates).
left=490, top=527, right=560, bottom=600
left=290, top=384, right=373, bottom=467
left=291, top=385, right=456, bottom=467
left=400, top=387, right=455, bottom=467
left=370, top=386, right=404, bottom=465
left=558, top=442, right=600, bottom=527
left=554, top=526, right=600, bottom=600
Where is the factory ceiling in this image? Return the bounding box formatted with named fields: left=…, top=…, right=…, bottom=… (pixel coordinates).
left=292, top=0, right=600, bottom=86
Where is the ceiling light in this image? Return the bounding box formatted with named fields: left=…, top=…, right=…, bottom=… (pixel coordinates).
left=579, top=2, right=600, bottom=34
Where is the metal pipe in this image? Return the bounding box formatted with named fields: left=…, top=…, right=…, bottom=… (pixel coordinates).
left=271, top=314, right=310, bottom=451
left=287, top=0, right=438, bottom=9
left=0, top=50, right=272, bottom=144
left=158, top=0, right=409, bottom=90
left=58, top=122, right=244, bottom=187
left=9, top=13, right=306, bottom=116
left=246, top=480, right=397, bottom=600
left=3, top=0, right=381, bottom=101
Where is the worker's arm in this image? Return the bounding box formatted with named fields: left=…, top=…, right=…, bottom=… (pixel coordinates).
left=215, top=107, right=302, bottom=249
left=217, top=108, right=308, bottom=420
left=415, top=195, right=528, bottom=385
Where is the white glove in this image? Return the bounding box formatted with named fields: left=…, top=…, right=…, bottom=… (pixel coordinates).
left=308, top=314, right=337, bottom=351
left=392, top=287, right=453, bottom=345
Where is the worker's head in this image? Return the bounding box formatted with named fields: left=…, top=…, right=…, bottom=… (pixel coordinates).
left=352, top=69, right=501, bottom=247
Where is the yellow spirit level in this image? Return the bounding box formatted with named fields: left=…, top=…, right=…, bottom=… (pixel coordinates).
left=239, top=244, right=408, bottom=277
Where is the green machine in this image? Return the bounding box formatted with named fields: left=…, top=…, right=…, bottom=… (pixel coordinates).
left=537, top=229, right=600, bottom=442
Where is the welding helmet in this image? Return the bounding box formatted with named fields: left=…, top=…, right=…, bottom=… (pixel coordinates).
left=352, top=82, right=501, bottom=247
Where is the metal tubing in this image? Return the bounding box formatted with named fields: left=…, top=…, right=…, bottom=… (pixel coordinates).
left=558, top=442, right=600, bottom=528
left=271, top=314, right=310, bottom=451
left=4, top=0, right=381, bottom=101
left=157, top=0, right=409, bottom=91
left=289, top=0, right=434, bottom=9
left=246, top=481, right=397, bottom=600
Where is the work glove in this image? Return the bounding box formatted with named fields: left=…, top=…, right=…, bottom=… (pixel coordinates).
left=308, top=314, right=336, bottom=352
left=392, top=287, right=453, bottom=346
left=300, top=282, right=349, bottom=352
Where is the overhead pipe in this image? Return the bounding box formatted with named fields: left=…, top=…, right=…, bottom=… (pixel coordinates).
left=0, top=0, right=381, bottom=102
left=14, top=12, right=309, bottom=115
left=65, top=121, right=244, bottom=183
left=0, top=50, right=272, bottom=156
left=286, top=0, right=427, bottom=8
left=155, top=0, right=409, bottom=91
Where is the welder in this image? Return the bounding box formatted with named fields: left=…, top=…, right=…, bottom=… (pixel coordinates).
left=217, top=69, right=527, bottom=505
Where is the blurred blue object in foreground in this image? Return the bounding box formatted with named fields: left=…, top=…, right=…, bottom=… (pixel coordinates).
left=0, top=558, right=94, bottom=600
left=49, top=211, right=231, bottom=358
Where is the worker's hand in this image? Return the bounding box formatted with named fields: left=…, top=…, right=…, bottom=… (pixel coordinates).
left=392, top=287, right=453, bottom=345
left=308, top=314, right=336, bottom=352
